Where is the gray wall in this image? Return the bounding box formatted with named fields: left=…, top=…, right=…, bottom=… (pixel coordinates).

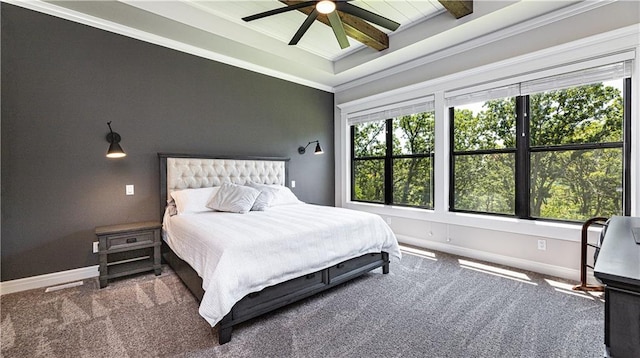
left=1, top=4, right=335, bottom=281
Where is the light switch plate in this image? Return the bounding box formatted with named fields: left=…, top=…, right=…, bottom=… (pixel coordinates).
left=126, top=185, right=134, bottom=195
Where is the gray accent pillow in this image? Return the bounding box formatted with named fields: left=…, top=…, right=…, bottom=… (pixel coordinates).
left=206, top=183, right=260, bottom=214
left=250, top=186, right=279, bottom=211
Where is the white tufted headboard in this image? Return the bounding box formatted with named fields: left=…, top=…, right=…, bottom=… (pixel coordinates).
left=158, top=153, right=289, bottom=217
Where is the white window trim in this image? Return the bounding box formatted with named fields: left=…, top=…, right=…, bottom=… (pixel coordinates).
left=443, top=51, right=634, bottom=103
left=347, top=95, right=435, bottom=125
left=336, top=24, right=640, bottom=242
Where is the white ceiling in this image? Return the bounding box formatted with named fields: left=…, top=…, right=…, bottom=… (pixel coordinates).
left=15, top=1, right=584, bottom=91
left=192, top=0, right=447, bottom=60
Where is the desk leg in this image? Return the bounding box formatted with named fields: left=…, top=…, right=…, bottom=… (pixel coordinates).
left=604, top=288, right=610, bottom=347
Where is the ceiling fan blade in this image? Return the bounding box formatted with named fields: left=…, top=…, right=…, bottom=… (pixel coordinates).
left=289, top=9, right=319, bottom=45
left=335, top=2, right=400, bottom=31
left=243, top=1, right=317, bottom=22
left=327, top=11, right=349, bottom=49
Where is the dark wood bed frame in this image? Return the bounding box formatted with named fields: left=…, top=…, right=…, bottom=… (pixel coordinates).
left=158, top=153, right=390, bottom=344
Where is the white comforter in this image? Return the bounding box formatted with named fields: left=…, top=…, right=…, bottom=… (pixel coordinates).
left=163, top=203, right=401, bottom=327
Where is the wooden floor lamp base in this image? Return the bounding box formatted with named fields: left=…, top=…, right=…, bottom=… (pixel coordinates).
left=572, top=284, right=604, bottom=292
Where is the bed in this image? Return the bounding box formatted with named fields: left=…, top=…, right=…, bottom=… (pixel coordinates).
left=158, top=153, right=401, bottom=344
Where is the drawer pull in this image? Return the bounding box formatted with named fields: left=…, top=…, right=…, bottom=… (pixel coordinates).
left=336, top=263, right=345, bottom=269
left=126, top=237, right=137, bottom=244
left=305, top=273, right=316, bottom=279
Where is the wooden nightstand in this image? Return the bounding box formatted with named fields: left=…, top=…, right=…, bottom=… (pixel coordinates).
left=95, top=221, right=162, bottom=288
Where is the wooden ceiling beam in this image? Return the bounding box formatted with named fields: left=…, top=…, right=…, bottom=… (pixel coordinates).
left=438, top=0, right=473, bottom=19
left=280, top=0, right=389, bottom=51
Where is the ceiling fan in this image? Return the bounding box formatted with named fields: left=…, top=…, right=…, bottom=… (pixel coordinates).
left=242, top=0, right=400, bottom=50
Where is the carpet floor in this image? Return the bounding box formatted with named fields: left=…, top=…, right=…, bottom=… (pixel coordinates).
left=1, top=247, right=605, bottom=357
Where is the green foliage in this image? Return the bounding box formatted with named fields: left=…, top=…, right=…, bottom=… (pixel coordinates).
left=393, top=157, right=432, bottom=207
left=353, top=112, right=435, bottom=208
left=453, top=153, right=515, bottom=215
left=454, top=98, right=516, bottom=151
left=392, top=113, right=435, bottom=207
left=393, top=112, right=435, bottom=155
left=453, top=82, right=624, bottom=221
left=530, top=84, right=623, bottom=146
left=352, top=81, right=625, bottom=221
left=353, top=121, right=386, bottom=157
left=353, top=159, right=384, bottom=203
left=533, top=148, right=623, bottom=220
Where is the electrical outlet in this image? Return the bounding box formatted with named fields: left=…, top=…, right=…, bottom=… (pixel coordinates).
left=537, top=239, right=546, bottom=251
left=291, top=180, right=296, bottom=188
left=93, top=241, right=99, bottom=253
left=126, top=184, right=134, bottom=195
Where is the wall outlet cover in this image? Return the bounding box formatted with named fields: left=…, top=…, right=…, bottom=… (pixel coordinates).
left=537, top=239, right=547, bottom=251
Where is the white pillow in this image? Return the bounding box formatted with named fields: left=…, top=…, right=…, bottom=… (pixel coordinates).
left=206, top=183, right=261, bottom=214
left=170, top=187, right=219, bottom=215
left=250, top=187, right=278, bottom=211
left=271, top=186, right=302, bottom=206
left=247, top=183, right=302, bottom=206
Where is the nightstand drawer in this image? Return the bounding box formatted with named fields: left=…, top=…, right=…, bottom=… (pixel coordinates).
left=106, top=231, right=154, bottom=250
left=95, top=221, right=162, bottom=288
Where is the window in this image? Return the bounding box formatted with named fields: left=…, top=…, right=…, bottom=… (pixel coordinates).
left=352, top=120, right=386, bottom=204
left=528, top=80, right=627, bottom=220
left=450, top=98, right=517, bottom=215
left=449, top=62, right=631, bottom=222
left=351, top=104, right=435, bottom=209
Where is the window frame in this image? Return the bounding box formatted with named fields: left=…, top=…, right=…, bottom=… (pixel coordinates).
left=350, top=116, right=435, bottom=209
left=449, top=78, right=632, bottom=222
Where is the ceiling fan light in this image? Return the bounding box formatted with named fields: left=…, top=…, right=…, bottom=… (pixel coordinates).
left=316, top=1, right=336, bottom=14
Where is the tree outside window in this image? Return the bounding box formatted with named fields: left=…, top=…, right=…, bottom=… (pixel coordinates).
left=352, top=111, right=435, bottom=209
left=451, top=79, right=628, bottom=222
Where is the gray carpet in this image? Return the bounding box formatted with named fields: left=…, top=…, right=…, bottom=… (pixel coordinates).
left=1, top=247, right=605, bottom=357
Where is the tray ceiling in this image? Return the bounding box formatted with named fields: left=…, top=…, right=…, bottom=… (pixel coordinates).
left=14, top=1, right=584, bottom=91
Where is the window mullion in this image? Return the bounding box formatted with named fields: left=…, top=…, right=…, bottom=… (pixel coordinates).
left=350, top=126, right=355, bottom=201
left=515, top=96, right=530, bottom=218
left=623, top=77, right=631, bottom=216
left=448, top=107, right=455, bottom=212
left=385, top=119, right=393, bottom=205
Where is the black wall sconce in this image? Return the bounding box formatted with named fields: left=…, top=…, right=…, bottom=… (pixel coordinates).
left=106, top=121, right=126, bottom=158
left=298, top=140, right=324, bottom=155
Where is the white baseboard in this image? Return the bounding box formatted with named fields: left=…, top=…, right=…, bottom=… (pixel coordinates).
left=0, top=265, right=99, bottom=295
left=0, top=236, right=584, bottom=295
left=397, top=234, right=580, bottom=281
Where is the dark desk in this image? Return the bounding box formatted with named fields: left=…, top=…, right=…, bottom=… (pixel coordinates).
left=594, top=216, right=640, bottom=358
